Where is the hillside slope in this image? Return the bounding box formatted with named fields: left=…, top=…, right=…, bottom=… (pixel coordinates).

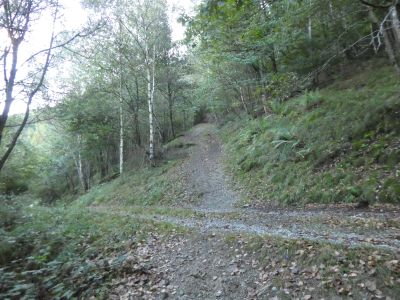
left=222, top=62, right=400, bottom=205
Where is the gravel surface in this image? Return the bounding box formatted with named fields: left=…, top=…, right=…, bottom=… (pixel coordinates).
left=97, top=123, right=400, bottom=299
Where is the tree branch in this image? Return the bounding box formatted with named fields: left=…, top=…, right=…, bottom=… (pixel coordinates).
left=20, top=23, right=102, bottom=67
left=359, top=0, right=391, bottom=9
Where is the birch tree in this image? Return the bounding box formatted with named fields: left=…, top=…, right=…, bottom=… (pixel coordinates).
left=121, top=0, right=171, bottom=163
left=118, top=19, right=124, bottom=174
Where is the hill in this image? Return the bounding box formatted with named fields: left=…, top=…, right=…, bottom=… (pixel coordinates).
left=222, top=61, right=400, bottom=206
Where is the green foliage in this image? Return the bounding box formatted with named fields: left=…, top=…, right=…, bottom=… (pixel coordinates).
left=185, top=0, right=374, bottom=117
left=0, top=197, right=181, bottom=299
left=74, top=159, right=182, bottom=207
left=223, top=64, right=400, bottom=205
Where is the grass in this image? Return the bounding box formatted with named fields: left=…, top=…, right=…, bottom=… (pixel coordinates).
left=0, top=156, right=191, bottom=299
left=74, top=159, right=185, bottom=207
left=163, top=135, right=195, bottom=151
left=222, top=62, right=400, bottom=205
left=0, top=139, right=198, bottom=298
left=0, top=194, right=186, bottom=299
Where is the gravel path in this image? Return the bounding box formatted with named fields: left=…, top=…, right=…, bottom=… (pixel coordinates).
left=179, top=123, right=239, bottom=212
left=97, top=123, right=400, bottom=299
left=164, top=123, right=400, bottom=251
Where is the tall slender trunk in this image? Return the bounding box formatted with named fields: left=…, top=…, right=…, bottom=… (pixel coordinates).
left=146, top=42, right=155, bottom=162
left=328, top=0, right=334, bottom=16
left=118, top=19, right=124, bottom=174
left=167, top=82, right=176, bottom=138
left=0, top=42, right=19, bottom=147
left=390, top=4, right=400, bottom=51
left=0, top=36, right=54, bottom=171
left=119, top=92, right=124, bottom=174
left=134, top=77, right=141, bottom=146
left=183, top=110, right=187, bottom=131
left=65, top=173, right=75, bottom=192
left=270, top=48, right=278, bottom=74
left=307, top=0, right=312, bottom=41
left=369, top=7, right=400, bottom=74
left=0, top=4, right=56, bottom=171
left=75, top=134, right=88, bottom=191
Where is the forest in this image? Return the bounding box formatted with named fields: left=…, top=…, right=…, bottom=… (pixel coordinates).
left=0, top=0, right=399, bottom=299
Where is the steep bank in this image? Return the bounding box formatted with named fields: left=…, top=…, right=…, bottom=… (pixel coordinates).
left=222, top=63, right=400, bottom=206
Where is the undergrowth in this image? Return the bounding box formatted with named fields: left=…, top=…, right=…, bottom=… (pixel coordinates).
left=0, top=194, right=183, bottom=299
left=0, top=157, right=188, bottom=299
left=222, top=63, right=400, bottom=205
left=75, top=159, right=185, bottom=207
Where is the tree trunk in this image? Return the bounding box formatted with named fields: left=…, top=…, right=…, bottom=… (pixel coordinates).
left=75, top=135, right=88, bottom=191
left=65, top=172, right=75, bottom=192
left=167, top=82, right=176, bottom=139
left=368, top=7, right=400, bottom=74
left=134, top=77, right=142, bottom=146
left=146, top=43, right=155, bottom=162
left=0, top=42, right=19, bottom=147
left=270, top=48, right=278, bottom=74
left=390, top=4, right=400, bottom=51
left=0, top=6, right=56, bottom=171
left=119, top=81, right=124, bottom=174
left=183, top=110, right=187, bottom=131
left=0, top=36, right=53, bottom=171
left=119, top=19, right=124, bottom=175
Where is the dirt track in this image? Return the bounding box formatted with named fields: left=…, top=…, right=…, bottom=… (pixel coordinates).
left=100, top=123, right=400, bottom=299
left=160, top=123, right=400, bottom=251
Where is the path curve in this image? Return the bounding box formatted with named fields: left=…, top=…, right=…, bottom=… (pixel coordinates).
left=167, top=123, right=400, bottom=251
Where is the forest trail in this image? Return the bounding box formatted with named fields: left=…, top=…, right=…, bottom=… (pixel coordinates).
left=154, top=123, right=400, bottom=251
left=177, top=123, right=239, bottom=213
left=94, top=123, right=400, bottom=250
left=95, top=123, right=400, bottom=299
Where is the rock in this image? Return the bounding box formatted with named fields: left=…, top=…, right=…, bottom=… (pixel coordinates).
left=291, top=267, right=299, bottom=275
left=365, top=280, right=376, bottom=292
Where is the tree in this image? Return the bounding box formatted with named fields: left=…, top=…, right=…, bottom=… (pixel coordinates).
left=122, top=0, right=171, bottom=163
left=359, top=0, right=400, bottom=74
left=185, top=0, right=397, bottom=118
left=0, top=0, right=96, bottom=171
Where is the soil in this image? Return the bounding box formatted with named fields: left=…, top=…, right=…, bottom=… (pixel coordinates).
left=173, top=123, right=239, bottom=212
left=106, top=123, right=400, bottom=299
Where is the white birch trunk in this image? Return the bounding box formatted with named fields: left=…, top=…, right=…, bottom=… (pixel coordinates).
left=146, top=42, right=155, bottom=162
left=119, top=84, right=124, bottom=174
left=308, top=0, right=312, bottom=41
left=391, top=4, right=400, bottom=50
left=75, top=134, right=86, bottom=191
left=119, top=19, right=124, bottom=174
